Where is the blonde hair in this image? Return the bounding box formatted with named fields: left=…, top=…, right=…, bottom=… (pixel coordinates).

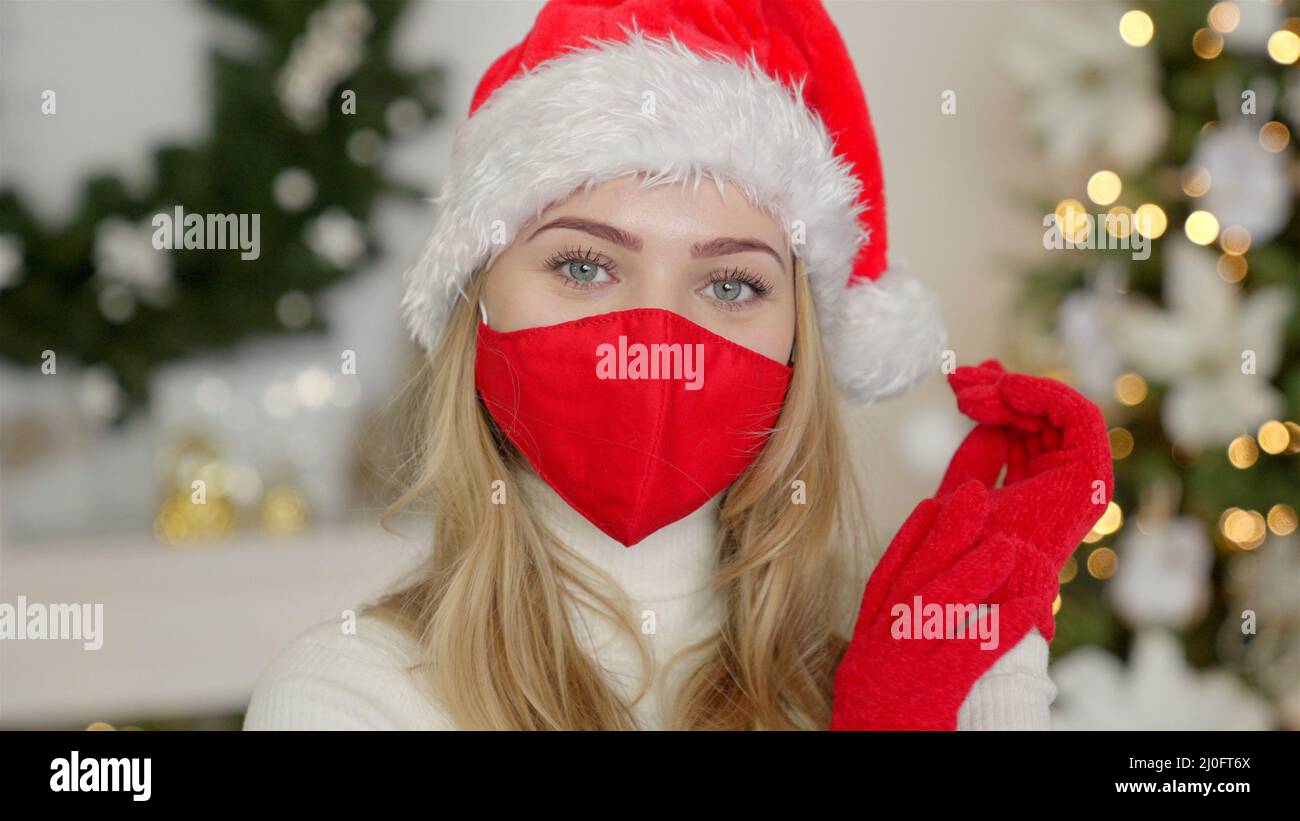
left=366, top=266, right=874, bottom=729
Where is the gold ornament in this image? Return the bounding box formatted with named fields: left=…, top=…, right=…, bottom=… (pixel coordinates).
left=260, top=483, right=310, bottom=535
left=153, top=433, right=237, bottom=546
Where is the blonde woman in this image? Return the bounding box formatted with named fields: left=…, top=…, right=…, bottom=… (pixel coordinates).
left=244, top=0, right=1110, bottom=731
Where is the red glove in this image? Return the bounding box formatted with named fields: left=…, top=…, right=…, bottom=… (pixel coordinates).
left=830, top=360, right=1113, bottom=730
left=938, top=360, right=1114, bottom=641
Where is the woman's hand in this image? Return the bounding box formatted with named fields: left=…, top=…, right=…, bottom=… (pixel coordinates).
left=830, top=359, right=1113, bottom=730
left=938, top=359, right=1114, bottom=641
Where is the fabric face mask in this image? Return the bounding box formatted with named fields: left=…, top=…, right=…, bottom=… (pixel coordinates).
left=475, top=308, right=794, bottom=547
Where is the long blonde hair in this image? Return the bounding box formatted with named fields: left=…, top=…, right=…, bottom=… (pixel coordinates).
left=366, top=265, right=874, bottom=729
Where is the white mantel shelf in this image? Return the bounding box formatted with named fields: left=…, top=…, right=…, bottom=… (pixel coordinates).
left=0, top=520, right=429, bottom=729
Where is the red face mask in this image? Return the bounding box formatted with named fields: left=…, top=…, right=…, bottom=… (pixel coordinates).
left=475, top=308, right=793, bottom=547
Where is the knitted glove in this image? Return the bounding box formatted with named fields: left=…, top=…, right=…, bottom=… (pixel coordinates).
left=938, top=359, right=1114, bottom=642
left=830, top=359, right=1113, bottom=730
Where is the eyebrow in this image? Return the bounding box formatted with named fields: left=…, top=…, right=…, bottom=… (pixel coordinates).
left=528, top=218, right=642, bottom=251
left=527, top=217, right=785, bottom=266
left=690, top=236, right=784, bottom=267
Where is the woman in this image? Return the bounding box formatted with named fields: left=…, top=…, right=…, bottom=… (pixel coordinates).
left=244, top=0, right=1110, bottom=731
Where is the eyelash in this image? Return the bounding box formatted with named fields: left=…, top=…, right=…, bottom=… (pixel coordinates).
left=705, top=266, right=772, bottom=311
left=543, top=245, right=619, bottom=290
left=541, top=248, right=774, bottom=309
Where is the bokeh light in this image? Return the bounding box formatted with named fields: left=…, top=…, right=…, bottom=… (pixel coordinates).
left=1185, top=210, right=1220, bottom=245
left=1120, top=10, right=1155, bottom=46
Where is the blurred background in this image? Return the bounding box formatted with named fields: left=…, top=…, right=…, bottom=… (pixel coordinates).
left=0, top=0, right=1296, bottom=730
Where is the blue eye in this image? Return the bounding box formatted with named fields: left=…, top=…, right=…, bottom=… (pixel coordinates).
left=567, top=260, right=608, bottom=283
left=544, top=247, right=617, bottom=289
left=711, top=280, right=748, bottom=301
left=703, top=268, right=771, bottom=310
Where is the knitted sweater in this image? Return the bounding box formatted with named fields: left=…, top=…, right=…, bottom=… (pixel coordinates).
left=243, top=470, right=1056, bottom=730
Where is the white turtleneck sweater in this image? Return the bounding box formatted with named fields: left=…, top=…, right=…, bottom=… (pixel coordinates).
left=243, top=470, right=1056, bottom=730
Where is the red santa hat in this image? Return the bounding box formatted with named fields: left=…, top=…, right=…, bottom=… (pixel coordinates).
left=401, top=0, right=947, bottom=405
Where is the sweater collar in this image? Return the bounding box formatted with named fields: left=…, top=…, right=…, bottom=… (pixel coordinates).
left=513, top=466, right=722, bottom=603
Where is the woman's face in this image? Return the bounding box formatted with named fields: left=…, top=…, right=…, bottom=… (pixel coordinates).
left=481, top=174, right=796, bottom=364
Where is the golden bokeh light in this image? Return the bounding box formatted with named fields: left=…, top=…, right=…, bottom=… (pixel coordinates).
left=153, top=491, right=236, bottom=546
left=1219, top=506, right=1241, bottom=537
left=1108, top=427, right=1135, bottom=459
left=1217, top=253, right=1248, bottom=283
left=1268, top=504, right=1298, bottom=536
left=1227, top=435, right=1259, bottom=468
left=1258, top=420, right=1290, bottom=454
left=1052, top=594, right=1063, bottom=616
left=1267, top=29, right=1300, bottom=63
left=1260, top=121, right=1291, bottom=153
left=1284, top=421, right=1300, bottom=455
left=1087, top=547, right=1119, bottom=579
left=1054, top=198, right=1091, bottom=243
left=1193, top=27, right=1225, bottom=58
left=1224, top=509, right=1252, bottom=542
left=1115, top=372, right=1148, bottom=406
left=1120, top=10, right=1155, bottom=46
left=1222, top=508, right=1267, bottom=549
left=1209, top=2, right=1240, bottom=33
left=1219, top=224, right=1252, bottom=255
left=1185, top=210, right=1220, bottom=244
left=1242, top=510, right=1268, bottom=549
left=1182, top=166, right=1212, bottom=197
left=1094, top=501, right=1124, bottom=536
left=1106, top=206, right=1134, bottom=238
left=1087, top=170, right=1122, bottom=205
left=1060, top=555, right=1079, bottom=584
left=260, top=484, right=310, bottom=535
left=1134, top=203, right=1168, bottom=238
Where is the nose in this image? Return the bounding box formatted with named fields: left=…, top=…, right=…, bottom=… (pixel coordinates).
left=612, top=257, right=697, bottom=318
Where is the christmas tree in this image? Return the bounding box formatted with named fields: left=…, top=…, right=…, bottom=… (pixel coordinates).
left=1004, top=1, right=1299, bottom=728
left=0, top=0, right=443, bottom=419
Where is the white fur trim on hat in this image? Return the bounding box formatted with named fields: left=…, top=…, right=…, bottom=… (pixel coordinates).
left=400, top=30, right=946, bottom=405
left=823, top=265, right=948, bottom=404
